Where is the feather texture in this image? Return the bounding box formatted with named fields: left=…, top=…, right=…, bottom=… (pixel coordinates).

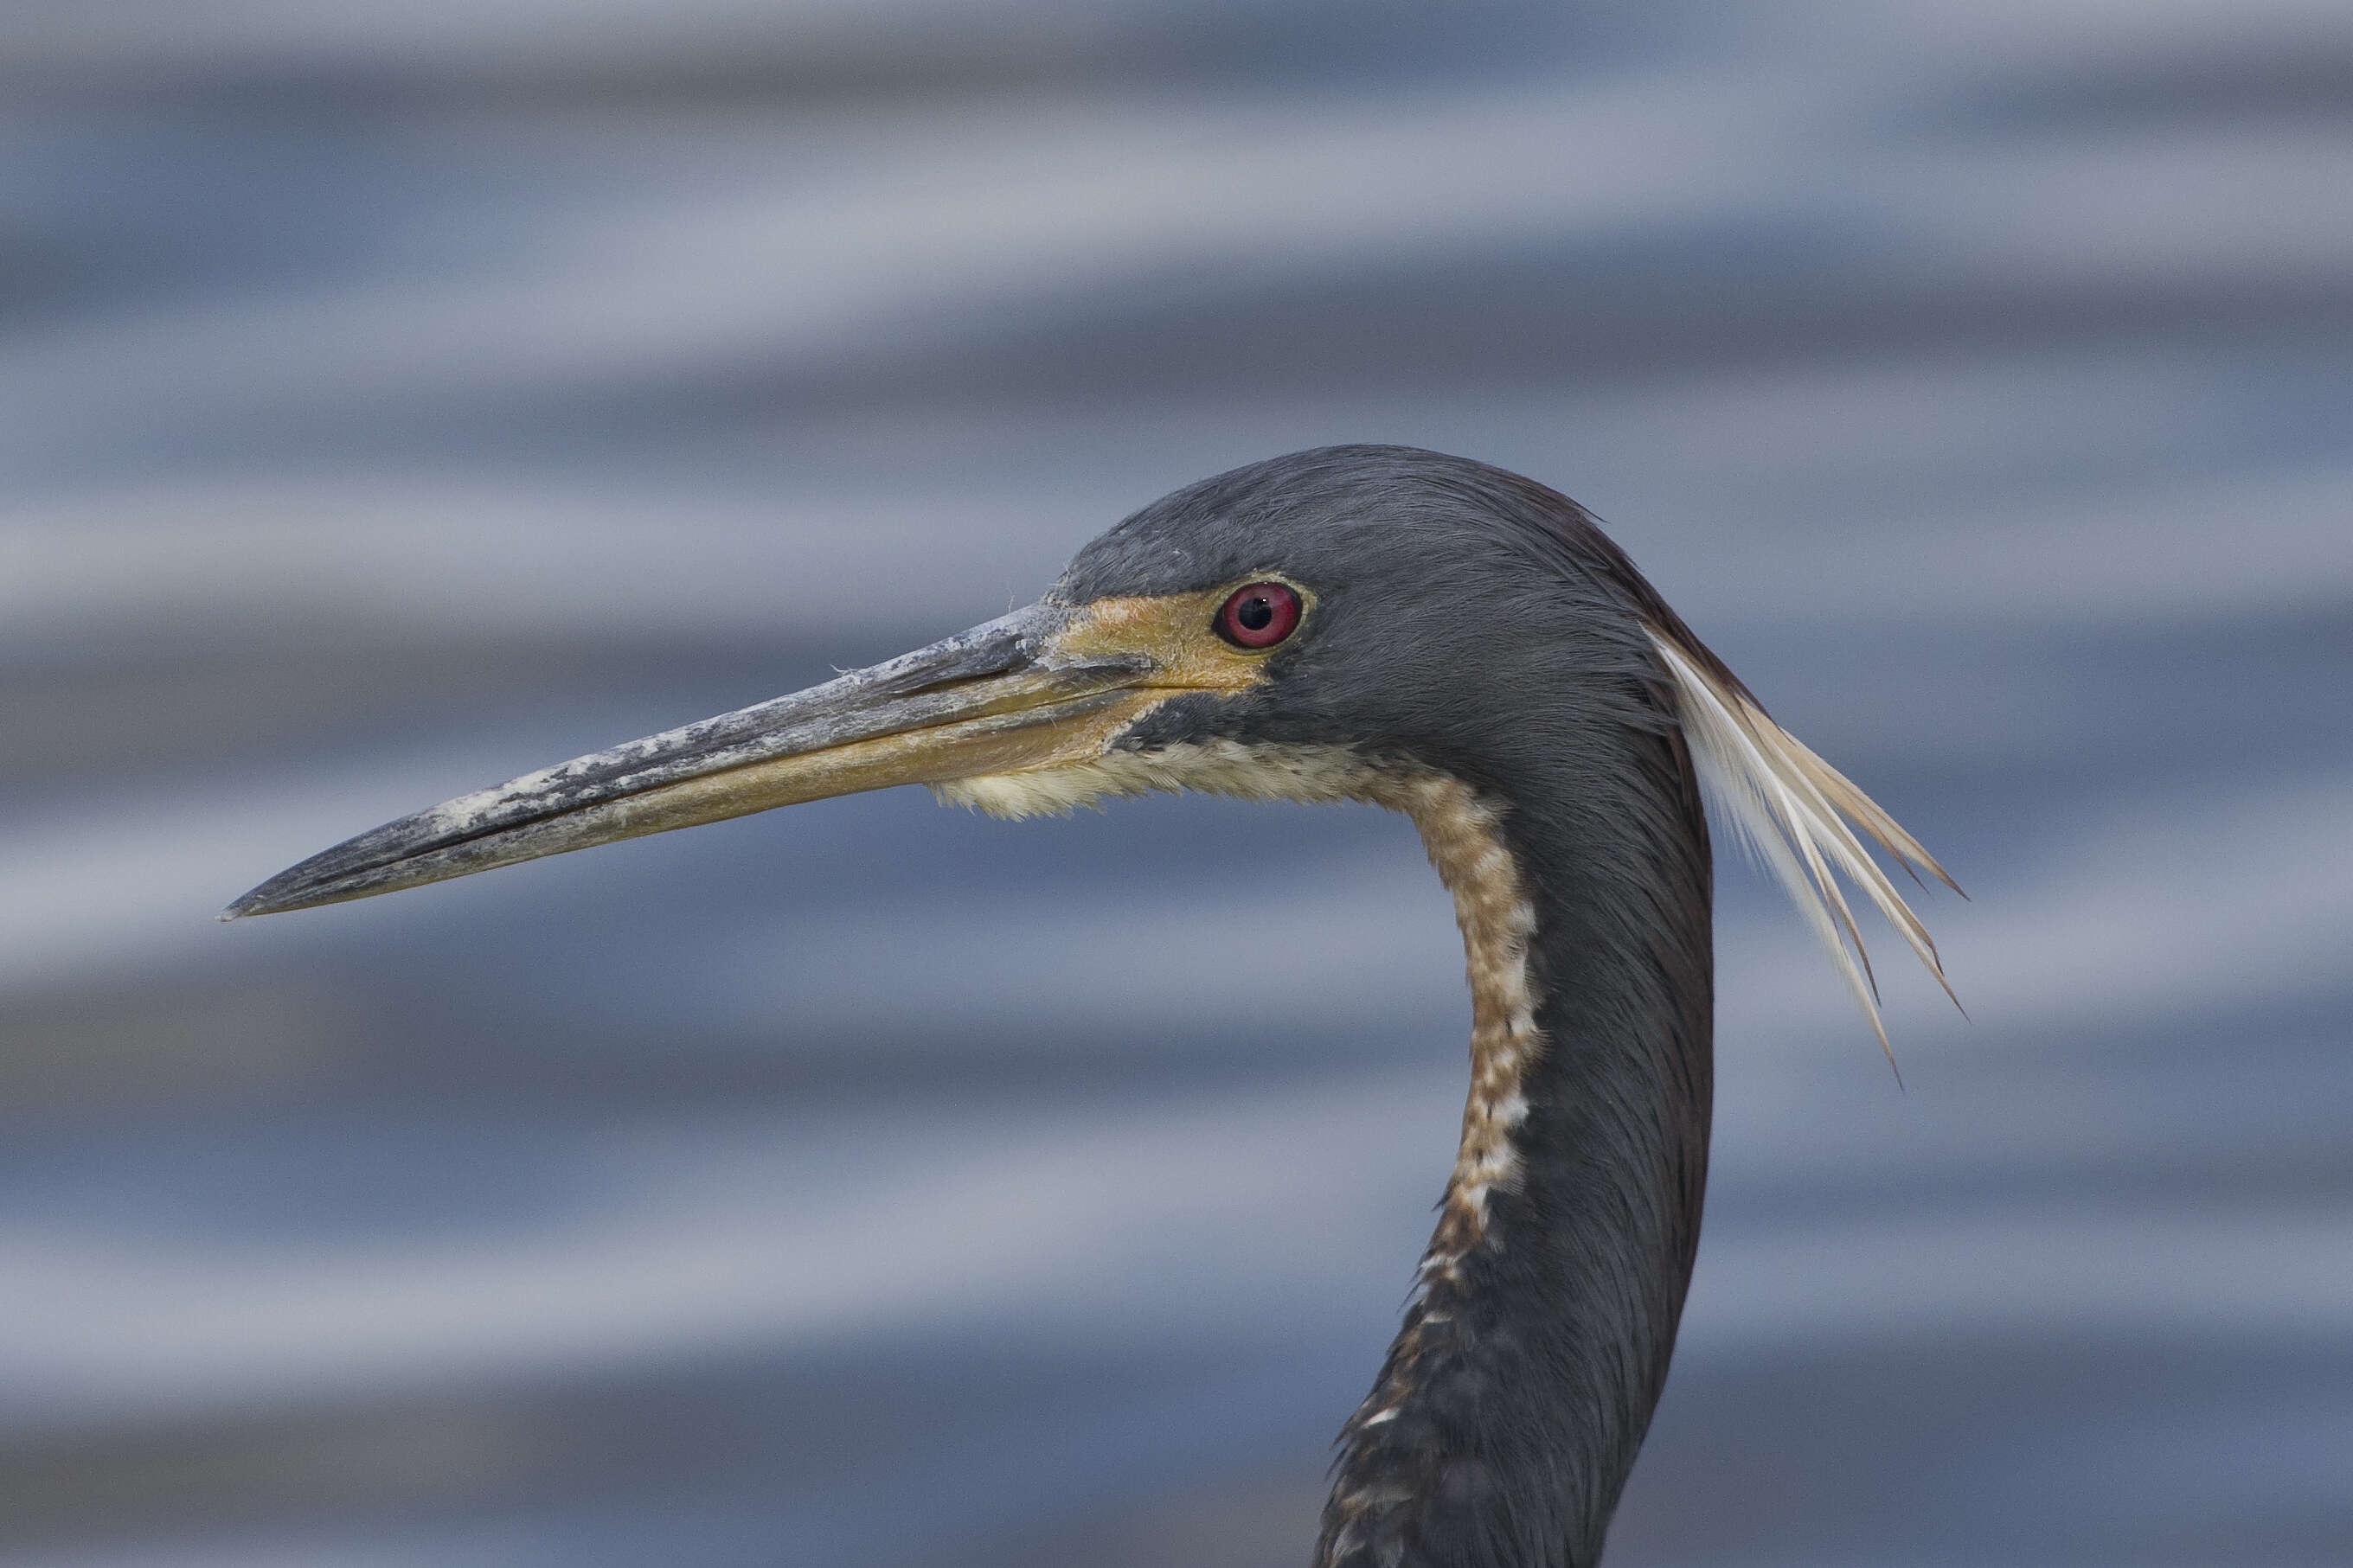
left=1648, top=629, right=1960, bottom=1060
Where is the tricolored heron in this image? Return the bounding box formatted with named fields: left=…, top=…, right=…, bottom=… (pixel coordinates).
left=231, top=446, right=1955, bottom=1568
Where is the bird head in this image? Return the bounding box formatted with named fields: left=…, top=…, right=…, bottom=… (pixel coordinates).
left=226, top=446, right=1669, bottom=918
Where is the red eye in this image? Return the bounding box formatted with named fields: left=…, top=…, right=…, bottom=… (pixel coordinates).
left=1215, top=580, right=1302, bottom=650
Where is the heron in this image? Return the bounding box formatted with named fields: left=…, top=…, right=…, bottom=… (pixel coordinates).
left=229, top=445, right=1956, bottom=1568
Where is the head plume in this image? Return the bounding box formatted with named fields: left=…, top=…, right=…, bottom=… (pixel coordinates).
left=1648, top=626, right=1961, bottom=1063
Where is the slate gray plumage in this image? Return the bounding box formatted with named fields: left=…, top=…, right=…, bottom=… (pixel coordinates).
left=1069, top=449, right=1715, bottom=1566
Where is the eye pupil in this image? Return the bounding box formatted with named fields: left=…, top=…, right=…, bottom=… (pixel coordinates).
left=1215, top=580, right=1301, bottom=649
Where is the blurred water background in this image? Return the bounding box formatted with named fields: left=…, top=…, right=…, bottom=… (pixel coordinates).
left=3, top=2, right=2350, bottom=1563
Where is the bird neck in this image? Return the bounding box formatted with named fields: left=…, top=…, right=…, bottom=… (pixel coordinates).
left=1322, top=743, right=1715, bottom=1568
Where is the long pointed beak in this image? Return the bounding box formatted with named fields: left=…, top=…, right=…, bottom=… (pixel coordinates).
left=226, top=602, right=1165, bottom=918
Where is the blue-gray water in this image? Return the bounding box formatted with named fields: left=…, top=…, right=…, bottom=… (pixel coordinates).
left=3, top=3, right=2350, bottom=1563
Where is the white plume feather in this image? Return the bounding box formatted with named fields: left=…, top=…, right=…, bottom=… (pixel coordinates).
left=1648, top=629, right=1960, bottom=1063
